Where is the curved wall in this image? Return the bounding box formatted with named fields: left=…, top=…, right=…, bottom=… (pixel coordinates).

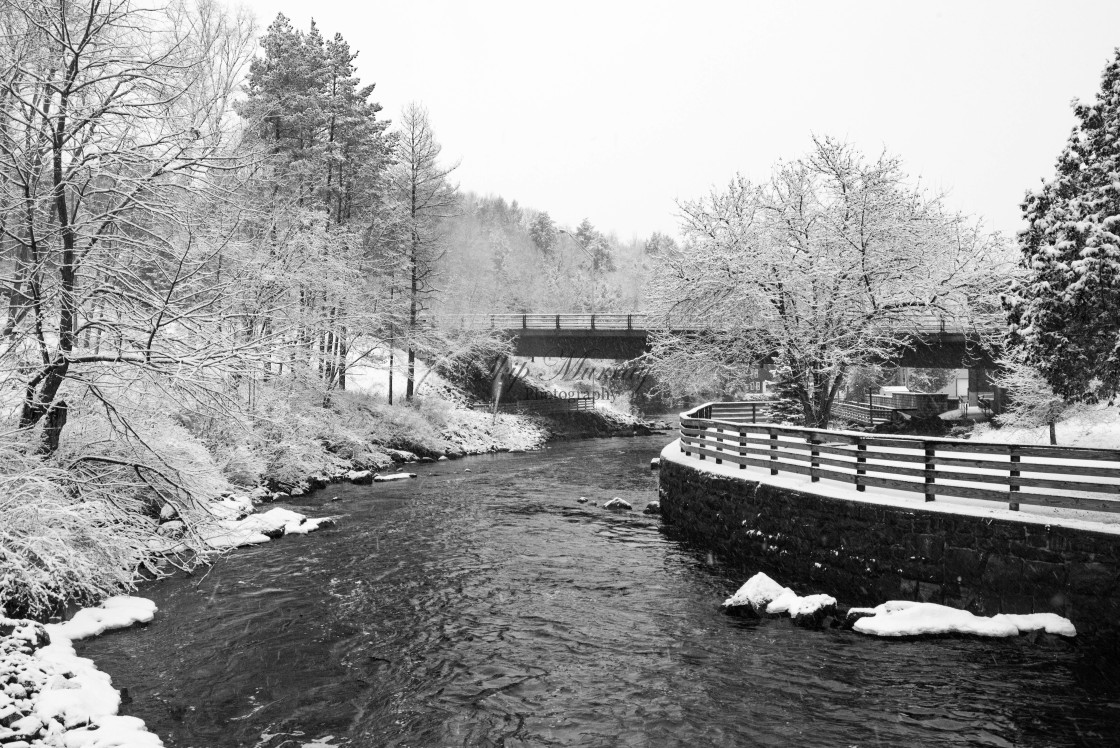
left=658, top=450, right=1120, bottom=635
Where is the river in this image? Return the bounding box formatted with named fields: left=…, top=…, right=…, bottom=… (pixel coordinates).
left=80, top=434, right=1120, bottom=747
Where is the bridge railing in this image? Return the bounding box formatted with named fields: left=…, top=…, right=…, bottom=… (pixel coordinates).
left=679, top=402, right=1120, bottom=514
left=482, top=397, right=597, bottom=414
left=830, top=400, right=904, bottom=425
left=434, top=313, right=652, bottom=330
left=431, top=313, right=977, bottom=335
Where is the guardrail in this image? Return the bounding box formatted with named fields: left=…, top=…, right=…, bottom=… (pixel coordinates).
left=432, top=313, right=974, bottom=335
left=679, top=402, right=1120, bottom=514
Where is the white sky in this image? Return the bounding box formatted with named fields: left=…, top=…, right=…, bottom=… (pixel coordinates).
left=238, top=0, right=1120, bottom=243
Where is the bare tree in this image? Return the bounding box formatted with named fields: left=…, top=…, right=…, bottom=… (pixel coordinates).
left=0, top=0, right=257, bottom=451
left=646, top=137, right=1013, bottom=426
left=388, top=102, right=458, bottom=400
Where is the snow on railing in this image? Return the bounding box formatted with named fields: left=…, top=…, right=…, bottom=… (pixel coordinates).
left=430, top=313, right=975, bottom=334
left=679, top=402, right=1120, bottom=514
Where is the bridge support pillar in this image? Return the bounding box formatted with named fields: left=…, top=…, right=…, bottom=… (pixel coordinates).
left=967, top=368, right=1005, bottom=416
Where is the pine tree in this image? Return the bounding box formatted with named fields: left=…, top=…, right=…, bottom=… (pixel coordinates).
left=529, top=212, right=557, bottom=256
left=1006, top=49, right=1120, bottom=401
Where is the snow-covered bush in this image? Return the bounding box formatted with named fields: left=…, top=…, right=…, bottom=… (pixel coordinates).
left=991, top=352, right=1069, bottom=429
left=0, top=433, right=178, bottom=618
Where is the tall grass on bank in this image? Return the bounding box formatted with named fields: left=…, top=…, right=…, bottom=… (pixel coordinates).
left=0, top=435, right=175, bottom=618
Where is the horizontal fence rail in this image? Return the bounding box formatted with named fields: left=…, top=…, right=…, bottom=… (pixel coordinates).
left=679, top=402, right=1120, bottom=514
left=431, top=313, right=979, bottom=335
left=831, top=401, right=904, bottom=425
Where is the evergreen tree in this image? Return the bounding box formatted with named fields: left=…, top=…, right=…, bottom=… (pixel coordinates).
left=529, top=212, right=557, bottom=256
left=237, top=15, right=391, bottom=393
left=1006, top=49, right=1120, bottom=401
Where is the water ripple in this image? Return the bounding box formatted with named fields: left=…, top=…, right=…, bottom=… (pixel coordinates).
left=80, top=436, right=1120, bottom=747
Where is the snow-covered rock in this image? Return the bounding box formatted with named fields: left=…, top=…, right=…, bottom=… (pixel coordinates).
left=347, top=469, right=374, bottom=484
left=850, top=601, right=1077, bottom=638
left=373, top=473, right=416, bottom=482
left=200, top=506, right=333, bottom=549
left=722, top=572, right=794, bottom=616
left=48, top=598, right=157, bottom=642
left=723, top=573, right=837, bottom=625
left=994, top=612, right=1077, bottom=637
left=602, top=497, right=632, bottom=511
left=650, top=457, right=660, bottom=470
left=642, top=501, right=661, bottom=515
left=577, top=496, right=589, bottom=503
left=774, top=592, right=837, bottom=626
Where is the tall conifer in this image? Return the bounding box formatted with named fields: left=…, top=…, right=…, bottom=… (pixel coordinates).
left=1006, top=49, right=1120, bottom=401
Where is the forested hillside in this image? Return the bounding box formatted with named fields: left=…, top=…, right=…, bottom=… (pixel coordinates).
left=436, top=194, right=670, bottom=316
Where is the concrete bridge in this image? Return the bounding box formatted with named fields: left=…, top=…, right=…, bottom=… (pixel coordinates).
left=435, top=313, right=999, bottom=368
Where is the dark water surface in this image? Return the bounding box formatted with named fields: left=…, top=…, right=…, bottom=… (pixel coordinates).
left=81, top=435, right=1120, bottom=747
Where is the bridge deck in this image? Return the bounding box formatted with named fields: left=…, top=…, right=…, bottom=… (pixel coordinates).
left=432, top=313, right=997, bottom=367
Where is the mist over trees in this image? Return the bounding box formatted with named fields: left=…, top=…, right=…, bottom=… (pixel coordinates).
left=436, top=195, right=660, bottom=316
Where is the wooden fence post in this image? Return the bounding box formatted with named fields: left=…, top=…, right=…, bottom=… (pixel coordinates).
left=714, top=425, right=723, bottom=464
left=769, top=428, right=778, bottom=475
left=739, top=427, right=746, bottom=469
left=810, top=434, right=820, bottom=482
left=1009, top=446, right=1020, bottom=511
left=924, top=442, right=936, bottom=502
left=856, top=437, right=866, bottom=492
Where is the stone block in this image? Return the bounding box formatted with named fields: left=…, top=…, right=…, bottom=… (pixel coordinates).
left=980, top=554, right=1024, bottom=591
left=943, top=546, right=984, bottom=578
left=1068, top=562, right=1119, bottom=594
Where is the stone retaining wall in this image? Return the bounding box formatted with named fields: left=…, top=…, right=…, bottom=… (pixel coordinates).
left=659, top=454, right=1120, bottom=635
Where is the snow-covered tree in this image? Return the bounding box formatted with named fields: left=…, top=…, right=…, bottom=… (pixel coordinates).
left=528, top=211, right=558, bottom=256
left=646, top=137, right=1011, bottom=427
left=1005, top=49, right=1120, bottom=403
left=388, top=103, right=458, bottom=400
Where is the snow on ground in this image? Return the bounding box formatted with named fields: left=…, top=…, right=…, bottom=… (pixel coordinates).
left=0, top=598, right=163, bottom=746
left=850, top=600, right=1076, bottom=638
left=661, top=439, right=1120, bottom=534
left=973, top=402, right=1120, bottom=450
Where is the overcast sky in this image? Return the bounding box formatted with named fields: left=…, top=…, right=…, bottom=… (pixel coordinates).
left=239, top=0, right=1120, bottom=243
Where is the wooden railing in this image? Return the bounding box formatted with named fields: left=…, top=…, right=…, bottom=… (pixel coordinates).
left=433, top=313, right=975, bottom=335
left=488, top=397, right=597, bottom=414
left=679, top=402, right=1120, bottom=514
left=831, top=400, right=904, bottom=425
left=693, top=400, right=774, bottom=424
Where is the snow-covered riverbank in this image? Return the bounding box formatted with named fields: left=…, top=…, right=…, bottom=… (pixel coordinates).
left=1, top=487, right=344, bottom=747
left=0, top=598, right=162, bottom=747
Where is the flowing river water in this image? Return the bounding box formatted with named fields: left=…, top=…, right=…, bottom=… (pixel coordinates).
left=81, top=434, right=1120, bottom=747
